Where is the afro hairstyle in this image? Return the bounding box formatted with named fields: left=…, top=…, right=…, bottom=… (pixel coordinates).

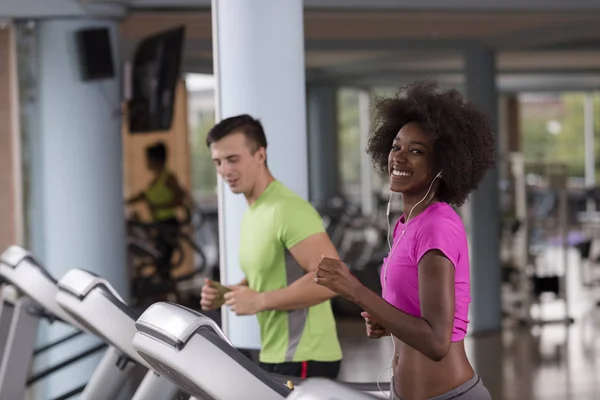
left=366, top=80, right=496, bottom=207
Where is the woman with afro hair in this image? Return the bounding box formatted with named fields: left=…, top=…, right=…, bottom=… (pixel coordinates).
left=315, top=81, right=495, bottom=399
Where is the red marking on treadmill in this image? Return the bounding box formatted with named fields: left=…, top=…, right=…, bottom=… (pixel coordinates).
left=301, top=361, right=308, bottom=378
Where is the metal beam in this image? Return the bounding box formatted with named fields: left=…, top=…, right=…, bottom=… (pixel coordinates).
left=499, top=74, right=600, bottom=92
left=122, top=35, right=600, bottom=63
left=181, top=57, right=213, bottom=74
left=132, top=0, right=600, bottom=12
left=319, top=72, right=600, bottom=93
left=306, top=68, right=600, bottom=85
left=302, top=0, right=600, bottom=11
left=139, top=38, right=476, bottom=53
left=307, top=38, right=475, bottom=51
left=485, top=18, right=600, bottom=49
left=0, top=0, right=126, bottom=18
left=531, top=40, right=600, bottom=51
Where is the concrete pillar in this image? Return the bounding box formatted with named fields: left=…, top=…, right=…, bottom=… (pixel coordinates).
left=212, top=0, right=307, bottom=350
left=307, top=84, right=339, bottom=208
left=499, top=93, right=521, bottom=225
left=358, top=89, right=375, bottom=217
left=20, top=17, right=126, bottom=398
left=464, top=47, right=502, bottom=334
left=584, top=93, right=595, bottom=211
left=497, top=95, right=509, bottom=183
left=506, top=94, right=521, bottom=154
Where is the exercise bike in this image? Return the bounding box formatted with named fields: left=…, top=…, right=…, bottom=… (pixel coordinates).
left=126, top=202, right=212, bottom=309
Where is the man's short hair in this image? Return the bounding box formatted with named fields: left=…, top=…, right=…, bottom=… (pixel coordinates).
left=206, top=114, right=267, bottom=152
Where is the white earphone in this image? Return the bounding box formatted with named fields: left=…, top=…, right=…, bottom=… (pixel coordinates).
left=385, top=170, right=442, bottom=248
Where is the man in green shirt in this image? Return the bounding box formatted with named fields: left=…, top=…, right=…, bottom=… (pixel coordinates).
left=200, top=114, right=343, bottom=379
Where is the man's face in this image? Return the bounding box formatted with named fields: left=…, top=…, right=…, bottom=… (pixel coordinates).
left=210, top=131, right=265, bottom=195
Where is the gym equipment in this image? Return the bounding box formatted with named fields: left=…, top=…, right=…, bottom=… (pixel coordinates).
left=55, top=268, right=184, bottom=400
left=132, top=302, right=391, bottom=400
left=316, top=196, right=388, bottom=317
left=0, top=245, right=139, bottom=400
left=0, top=285, right=19, bottom=368
left=503, top=154, right=574, bottom=326
left=127, top=202, right=214, bottom=309
left=133, top=302, right=287, bottom=400
left=286, top=378, right=382, bottom=399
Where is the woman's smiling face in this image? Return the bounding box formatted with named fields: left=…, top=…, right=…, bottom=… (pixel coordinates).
left=387, top=122, right=437, bottom=196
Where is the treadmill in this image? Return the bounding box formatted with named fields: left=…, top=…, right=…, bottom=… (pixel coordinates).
left=0, top=245, right=140, bottom=400
left=55, top=268, right=184, bottom=400
left=132, top=302, right=390, bottom=400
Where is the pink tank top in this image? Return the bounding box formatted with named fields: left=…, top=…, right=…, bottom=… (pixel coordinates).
left=381, top=202, right=471, bottom=341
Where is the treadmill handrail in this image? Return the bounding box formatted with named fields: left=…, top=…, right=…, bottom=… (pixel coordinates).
left=134, top=302, right=390, bottom=398
left=57, top=269, right=125, bottom=303
left=0, top=245, right=31, bottom=268
left=97, top=288, right=141, bottom=320
left=0, top=246, right=58, bottom=285
left=196, top=328, right=292, bottom=398
left=135, top=302, right=233, bottom=348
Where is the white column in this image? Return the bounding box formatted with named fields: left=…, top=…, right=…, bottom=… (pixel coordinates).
left=464, top=47, right=502, bottom=334
left=584, top=93, right=595, bottom=212
left=212, top=0, right=307, bottom=349
left=497, top=94, right=509, bottom=183
left=25, top=18, right=126, bottom=398
left=358, top=90, right=375, bottom=217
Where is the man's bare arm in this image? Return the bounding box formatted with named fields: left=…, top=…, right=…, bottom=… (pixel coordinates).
left=260, top=232, right=339, bottom=311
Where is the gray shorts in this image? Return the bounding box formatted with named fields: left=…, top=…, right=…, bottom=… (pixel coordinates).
left=391, top=374, right=492, bottom=400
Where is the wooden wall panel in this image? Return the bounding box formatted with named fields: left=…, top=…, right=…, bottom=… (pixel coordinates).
left=122, top=79, right=195, bottom=278
left=0, top=26, right=20, bottom=252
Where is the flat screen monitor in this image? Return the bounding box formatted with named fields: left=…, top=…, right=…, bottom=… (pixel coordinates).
left=128, top=26, right=186, bottom=133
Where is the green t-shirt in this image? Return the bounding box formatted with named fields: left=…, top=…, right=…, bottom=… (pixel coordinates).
left=239, top=180, right=343, bottom=364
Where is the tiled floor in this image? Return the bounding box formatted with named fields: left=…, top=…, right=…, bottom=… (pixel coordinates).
left=335, top=313, right=600, bottom=400
left=335, top=247, right=600, bottom=400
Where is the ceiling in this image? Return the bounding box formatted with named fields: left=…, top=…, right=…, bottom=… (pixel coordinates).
left=119, top=8, right=600, bottom=92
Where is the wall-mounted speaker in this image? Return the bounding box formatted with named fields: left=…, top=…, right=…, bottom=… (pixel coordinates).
left=75, top=27, right=115, bottom=81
